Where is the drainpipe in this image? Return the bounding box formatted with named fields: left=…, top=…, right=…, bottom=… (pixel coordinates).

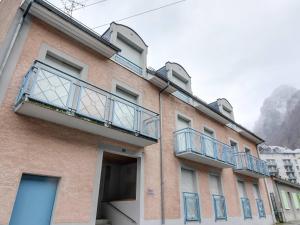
left=0, top=0, right=34, bottom=77
left=159, top=81, right=170, bottom=225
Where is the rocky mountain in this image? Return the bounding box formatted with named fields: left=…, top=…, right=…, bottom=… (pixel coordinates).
left=254, top=85, right=300, bottom=149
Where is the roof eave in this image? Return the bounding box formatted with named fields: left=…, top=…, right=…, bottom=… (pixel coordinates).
left=149, top=70, right=264, bottom=144
left=21, top=0, right=120, bottom=58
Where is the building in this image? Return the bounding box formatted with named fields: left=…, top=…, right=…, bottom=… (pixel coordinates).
left=265, top=176, right=300, bottom=223
left=0, top=1, right=272, bottom=225
left=259, top=145, right=300, bottom=184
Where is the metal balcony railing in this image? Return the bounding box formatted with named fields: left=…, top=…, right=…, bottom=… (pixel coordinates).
left=241, top=197, right=252, bottom=219
left=174, top=128, right=235, bottom=166
left=283, top=161, right=293, bottom=166
left=287, top=174, right=297, bottom=179
left=268, top=167, right=279, bottom=173
left=234, top=152, right=269, bottom=176
left=285, top=167, right=295, bottom=172
left=113, top=54, right=143, bottom=76
left=267, top=161, right=277, bottom=166
left=183, top=192, right=201, bottom=223
left=212, top=195, right=227, bottom=221
left=256, top=199, right=266, bottom=218
left=16, top=61, right=159, bottom=140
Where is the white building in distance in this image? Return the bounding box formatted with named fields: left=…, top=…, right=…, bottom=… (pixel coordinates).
left=259, top=145, right=300, bottom=184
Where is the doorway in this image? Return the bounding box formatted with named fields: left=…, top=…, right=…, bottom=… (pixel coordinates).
left=96, top=152, right=140, bottom=225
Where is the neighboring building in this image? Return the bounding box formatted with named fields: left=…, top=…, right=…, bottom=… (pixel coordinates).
left=0, top=1, right=272, bottom=225
left=266, top=176, right=300, bottom=223
left=259, top=145, right=300, bottom=184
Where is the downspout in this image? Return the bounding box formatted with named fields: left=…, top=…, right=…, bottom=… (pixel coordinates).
left=159, top=81, right=170, bottom=225
left=0, top=0, right=34, bottom=77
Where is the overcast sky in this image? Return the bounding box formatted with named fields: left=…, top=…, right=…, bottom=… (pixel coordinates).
left=53, top=0, right=300, bottom=130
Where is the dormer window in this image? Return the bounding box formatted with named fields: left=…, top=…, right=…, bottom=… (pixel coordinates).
left=172, top=71, right=188, bottom=90
left=209, top=98, right=234, bottom=120
left=157, top=62, right=192, bottom=93
left=116, top=34, right=143, bottom=68
left=102, top=22, right=148, bottom=76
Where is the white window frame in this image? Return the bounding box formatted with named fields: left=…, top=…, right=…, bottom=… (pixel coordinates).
left=37, top=43, right=88, bottom=80
left=112, top=80, right=142, bottom=104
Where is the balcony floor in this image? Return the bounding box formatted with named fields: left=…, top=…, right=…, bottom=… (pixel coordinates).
left=234, top=169, right=266, bottom=178
left=176, top=151, right=234, bottom=168
left=15, top=99, right=157, bottom=147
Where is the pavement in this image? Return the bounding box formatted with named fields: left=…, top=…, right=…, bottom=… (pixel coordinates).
left=279, top=222, right=300, bottom=225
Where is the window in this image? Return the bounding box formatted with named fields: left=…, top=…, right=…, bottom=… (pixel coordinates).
left=245, top=147, right=251, bottom=154
left=176, top=116, right=191, bottom=152
left=115, top=86, right=138, bottom=104
left=253, top=184, right=261, bottom=199
left=172, top=71, right=188, bottom=90
left=253, top=184, right=265, bottom=218
left=177, top=115, right=191, bottom=130
left=203, top=128, right=216, bottom=158
left=116, top=35, right=142, bottom=67
left=230, top=140, right=238, bottom=152
left=222, top=105, right=233, bottom=118
left=281, top=190, right=290, bottom=209
left=210, top=175, right=227, bottom=220
left=45, top=53, right=82, bottom=77
left=238, top=181, right=252, bottom=219
left=181, top=168, right=200, bottom=222
left=113, top=86, right=139, bottom=130
left=292, top=193, right=300, bottom=209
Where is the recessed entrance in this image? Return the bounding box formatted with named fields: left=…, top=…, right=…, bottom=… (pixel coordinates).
left=96, top=152, right=139, bottom=225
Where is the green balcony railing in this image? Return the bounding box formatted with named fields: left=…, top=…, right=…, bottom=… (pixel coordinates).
left=16, top=61, right=159, bottom=140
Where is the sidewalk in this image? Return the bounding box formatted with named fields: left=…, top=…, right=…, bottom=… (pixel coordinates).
left=279, top=221, right=300, bottom=225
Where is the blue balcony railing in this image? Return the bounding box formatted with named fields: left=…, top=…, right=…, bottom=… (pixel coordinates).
left=256, top=199, right=266, bottom=218
left=213, top=195, right=227, bottom=221
left=16, top=61, right=159, bottom=140
left=241, top=197, right=252, bottom=219
left=183, top=192, right=201, bottom=223
left=114, top=54, right=143, bottom=75
left=174, top=128, right=235, bottom=166
left=234, top=152, right=269, bottom=177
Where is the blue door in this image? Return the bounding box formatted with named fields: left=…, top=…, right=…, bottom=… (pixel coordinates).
left=9, top=174, right=58, bottom=225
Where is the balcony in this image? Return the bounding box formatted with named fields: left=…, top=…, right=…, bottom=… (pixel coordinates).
left=234, top=152, right=269, bottom=178
left=267, top=161, right=277, bottom=166
left=285, top=167, right=294, bottom=172
left=268, top=166, right=279, bottom=176
left=256, top=199, right=266, bottom=218
left=212, top=195, right=227, bottom=221
left=241, top=198, right=252, bottom=219
left=174, top=128, right=235, bottom=168
left=113, top=54, right=143, bottom=76
left=287, top=174, right=297, bottom=179
left=283, top=161, right=293, bottom=166
left=15, top=61, right=159, bottom=147
left=183, top=192, right=201, bottom=223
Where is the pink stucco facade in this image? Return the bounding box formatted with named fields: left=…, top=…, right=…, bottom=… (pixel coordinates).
left=0, top=1, right=273, bottom=225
